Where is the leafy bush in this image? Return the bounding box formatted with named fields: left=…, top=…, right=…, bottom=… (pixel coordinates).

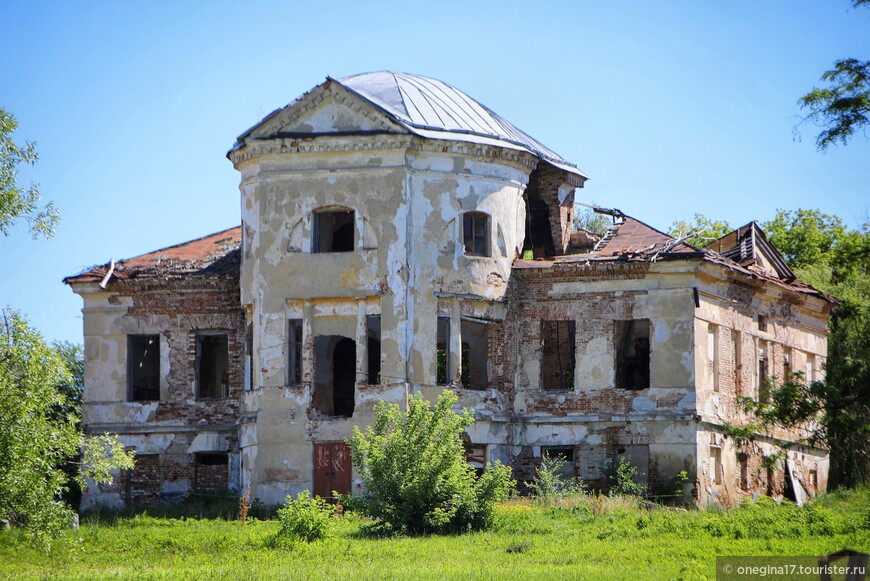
left=529, top=453, right=586, bottom=504
left=349, top=390, right=514, bottom=534
left=607, top=457, right=646, bottom=497
left=270, top=490, right=333, bottom=544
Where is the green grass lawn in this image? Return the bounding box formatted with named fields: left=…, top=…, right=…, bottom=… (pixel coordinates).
left=2, top=488, right=869, bottom=580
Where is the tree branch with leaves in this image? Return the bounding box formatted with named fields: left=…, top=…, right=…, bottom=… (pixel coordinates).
left=0, top=108, right=58, bottom=239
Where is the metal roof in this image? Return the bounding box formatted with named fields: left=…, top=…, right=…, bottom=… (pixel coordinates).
left=335, top=72, right=587, bottom=181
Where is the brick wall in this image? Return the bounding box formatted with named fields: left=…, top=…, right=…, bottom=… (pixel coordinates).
left=115, top=275, right=245, bottom=428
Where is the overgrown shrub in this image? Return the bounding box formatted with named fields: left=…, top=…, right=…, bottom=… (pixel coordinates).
left=529, top=453, right=586, bottom=504
left=606, top=457, right=646, bottom=497
left=348, top=390, right=514, bottom=534
left=270, top=490, right=333, bottom=544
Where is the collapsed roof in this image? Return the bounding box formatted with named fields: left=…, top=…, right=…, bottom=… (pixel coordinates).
left=63, top=227, right=241, bottom=285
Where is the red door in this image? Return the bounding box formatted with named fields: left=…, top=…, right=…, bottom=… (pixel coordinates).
left=313, top=442, right=352, bottom=501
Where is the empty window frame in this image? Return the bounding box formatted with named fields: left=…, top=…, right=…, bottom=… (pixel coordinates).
left=367, top=315, right=381, bottom=385
left=464, top=442, right=487, bottom=477
left=128, top=334, right=160, bottom=401
left=462, top=212, right=490, bottom=257
left=288, top=319, right=303, bottom=385
left=783, top=346, right=793, bottom=380
left=460, top=319, right=489, bottom=390
left=757, top=314, right=768, bottom=332
left=313, top=208, right=355, bottom=253
left=436, top=317, right=450, bottom=385
left=541, top=320, right=576, bottom=390
left=313, top=335, right=356, bottom=417
left=614, top=319, right=650, bottom=390
left=197, top=334, right=229, bottom=399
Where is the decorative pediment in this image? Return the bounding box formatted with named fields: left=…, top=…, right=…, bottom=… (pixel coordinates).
left=249, top=81, right=407, bottom=139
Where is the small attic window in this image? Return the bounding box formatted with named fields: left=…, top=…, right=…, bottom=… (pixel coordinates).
left=313, top=208, right=355, bottom=253
left=757, top=314, right=768, bottom=332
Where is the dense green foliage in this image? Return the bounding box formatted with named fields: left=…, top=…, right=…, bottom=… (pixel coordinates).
left=0, top=308, right=135, bottom=547
left=668, top=213, right=733, bottom=248
left=2, top=487, right=868, bottom=579
left=348, top=390, right=514, bottom=534
left=269, top=490, right=334, bottom=544
left=0, top=108, right=58, bottom=238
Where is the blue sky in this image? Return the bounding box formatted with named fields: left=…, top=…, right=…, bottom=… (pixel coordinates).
left=1, top=0, right=868, bottom=344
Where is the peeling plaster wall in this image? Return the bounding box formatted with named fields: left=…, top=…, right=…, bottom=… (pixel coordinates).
left=692, top=264, right=831, bottom=503
left=72, top=277, right=244, bottom=508
left=460, top=261, right=702, bottom=492
left=233, top=120, right=542, bottom=503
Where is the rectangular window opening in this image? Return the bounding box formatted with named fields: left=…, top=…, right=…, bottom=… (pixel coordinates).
left=464, top=443, right=486, bottom=477
left=783, top=346, right=793, bottom=380
left=436, top=317, right=450, bottom=385
left=460, top=319, right=489, bottom=390
left=367, top=315, right=381, bottom=385
left=197, top=334, right=229, bottom=399
left=462, top=212, right=490, bottom=257
left=288, top=319, right=303, bottom=385
left=757, top=314, right=768, bottom=332
left=313, top=209, right=355, bottom=253
left=128, top=334, right=160, bottom=401
left=615, top=319, right=650, bottom=390
left=541, top=320, right=576, bottom=390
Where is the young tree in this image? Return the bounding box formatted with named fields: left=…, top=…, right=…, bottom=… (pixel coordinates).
left=348, top=390, right=514, bottom=534
left=0, top=108, right=58, bottom=238
left=0, top=308, right=134, bottom=547
left=668, top=213, right=732, bottom=248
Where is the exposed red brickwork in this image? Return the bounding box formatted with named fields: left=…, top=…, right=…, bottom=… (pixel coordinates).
left=115, top=276, right=245, bottom=428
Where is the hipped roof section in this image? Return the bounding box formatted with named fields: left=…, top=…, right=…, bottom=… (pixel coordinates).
left=63, top=226, right=241, bottom=285
left=230, top=71, right=587, bottom=186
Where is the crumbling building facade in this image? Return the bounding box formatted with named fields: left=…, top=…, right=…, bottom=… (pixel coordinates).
left=65, top=72, right=835, bottom=509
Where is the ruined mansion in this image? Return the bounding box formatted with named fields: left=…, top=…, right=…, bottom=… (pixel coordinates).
left=65, top=72, right=835, bottom=508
